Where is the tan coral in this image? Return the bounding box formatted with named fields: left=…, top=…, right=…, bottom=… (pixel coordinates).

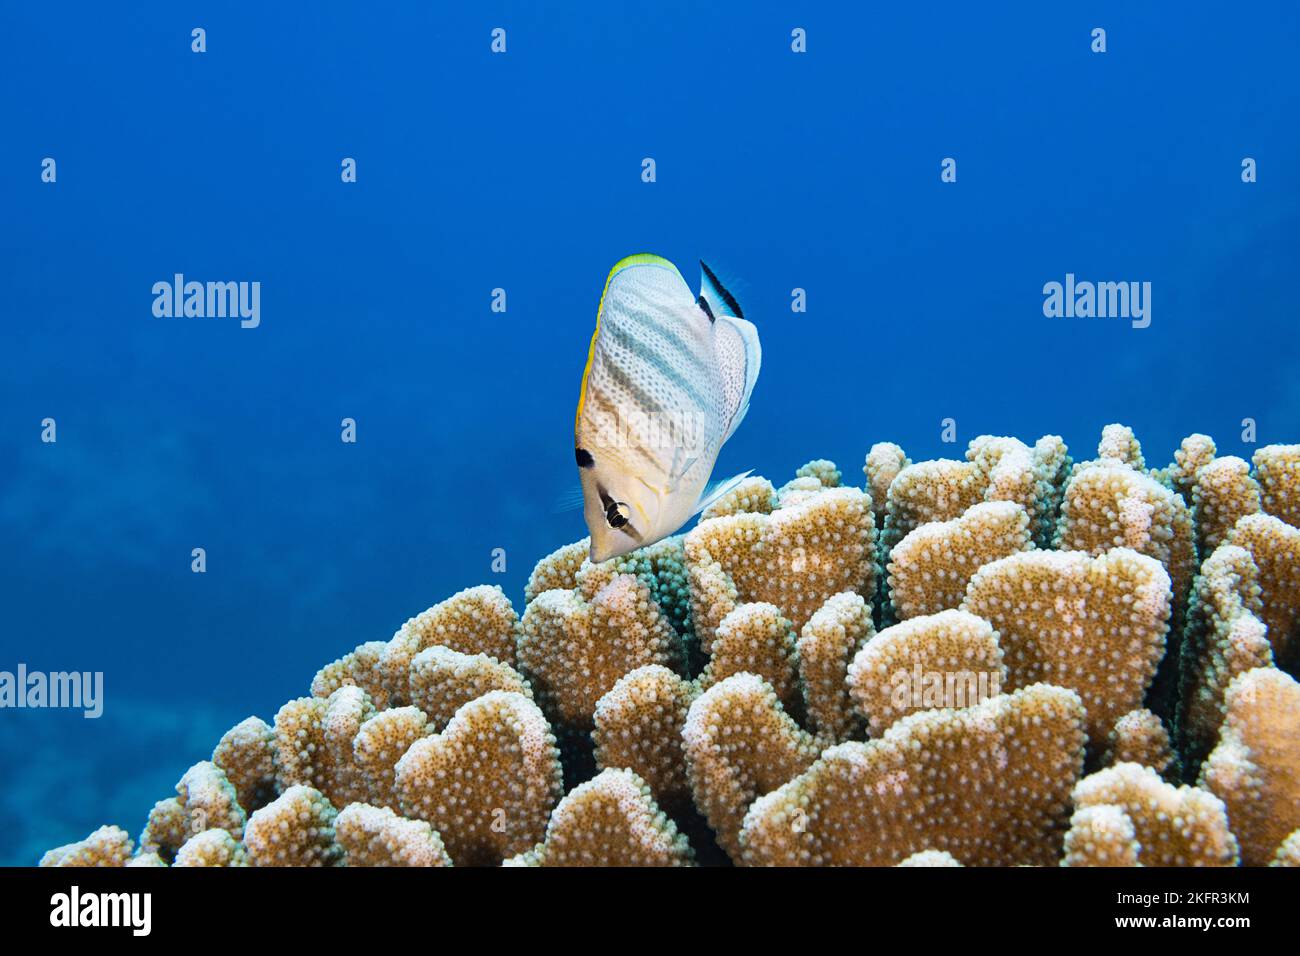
left=1177, top=543, right=1274, bottom=767
left=394, top=691, right=563, bottom=866
left=525, top=538, right=590, bottom=603
left=962, top=548, right=1169, bottom=745
left=139, top=797, right=187, bottom=861
left=592, top=665, right=697, bottom=810
left=967, top=436, right=1049, bottom=539
left=1200, top=667, right=1300, bottom=866
left=864, top=442, right=909, bottom=527
left=701, top=476, right=779, bottom=520
left=886, top=501, right=1033, bottom=619
left=1226, top=512, right=1300, bottom=668
left=317, top=685, right=376, bottom=807
left=311, top=640, right=390, bottom=709
left=519, top=573, right=682, bottom=729
left=1031, top=435, right=1073, bottom=547
left=176, top=760, right=246, bottom=841
left=505, top=768, right=693, bottom=867
left=698, top=603, right=801, bottom=713
left=212, top=716, right=277, bottom=814
left=1055, top=458, right=1195, bottom=629
left=272, top=686, right=376, bottom=808
left=1191, top=456, right=1262, bottom=553
left=686, top=486, right=875, bottom=653
left=272, top=695, right=327, bottom=791
left=379, top=585, right=521, bottom=705
left=683, top=673, right=820, bottom=861
left=408, top=646, right=532, bottom=730
left=125, top=852, right=166, bottom=867
left=1254, top=444, right=1300, bottom=529
left=847, top=609, right=1006, bottom=737
left=739, top=684, right=1086, bottom=866
left=244, top=784, right=343, bottom=867
left=881, top=459, right=983, bottom=553
left=352, top=706, right=430, bottom=810
left=1271, top=829, right=1300, bottom=867
left=775, top=475, right=828, bottom=508
left=607, top=536, right=695, bottom=637
left=896, top=849, right=963, bottom=867
left=40, top=825, right=133, bottom=867
left=796, top=459, right=842, bottom=488
left=1097, top=423, right=1146, bottom=470
left=1060, top=804, right=1140, bottom=867
left=336, top=803, right=452, bottom=867
left=797, top=591, right=875, bottom=743
left=1169, top=433, right=1217, bottom=502
left=1102, top=709, right=1174, bottom=777
left=172, top=828, right=248, bottom=867
left=1072, top=762, right=1238, bottom=866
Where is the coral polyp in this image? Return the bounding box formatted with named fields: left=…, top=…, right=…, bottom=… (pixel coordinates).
left=39, top=428, right=1300, bottom=867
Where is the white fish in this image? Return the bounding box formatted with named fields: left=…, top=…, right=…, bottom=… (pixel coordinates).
left=574, top=254, right=761, bottom=562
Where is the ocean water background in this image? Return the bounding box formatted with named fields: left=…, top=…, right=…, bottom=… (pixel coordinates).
left=1, top=3, right=1296, bottom=864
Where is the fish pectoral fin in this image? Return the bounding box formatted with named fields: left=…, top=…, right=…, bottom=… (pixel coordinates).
left=553, top=486, right=588, bottom=514
left=691, top=469, right=755, bottom=518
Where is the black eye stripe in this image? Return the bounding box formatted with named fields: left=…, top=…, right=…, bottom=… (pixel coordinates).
left=603, top=499, right=631, bottom=530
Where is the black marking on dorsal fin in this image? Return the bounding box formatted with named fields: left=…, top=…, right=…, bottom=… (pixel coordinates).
left=696, top=294, right=715, bottom=323
left=575, top=448, right=595, bottom=468
left=700, top=259, right=744, bottom=319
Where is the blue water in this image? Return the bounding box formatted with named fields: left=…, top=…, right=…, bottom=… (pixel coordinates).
left=1, top=3, right=1297, bottom=864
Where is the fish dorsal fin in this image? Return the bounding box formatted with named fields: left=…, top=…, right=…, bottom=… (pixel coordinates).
left=699, top=260, right=743, bottom=319
left=691, top=469, right=754, bottom=517
left=712, top=312, right=762, bottom=444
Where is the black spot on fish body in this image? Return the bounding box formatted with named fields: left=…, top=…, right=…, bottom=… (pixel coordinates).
left=575, top=448, right=595, bottom=468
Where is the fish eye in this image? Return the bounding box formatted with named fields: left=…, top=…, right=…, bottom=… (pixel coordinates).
left=604, top=500, right=631, bottom=529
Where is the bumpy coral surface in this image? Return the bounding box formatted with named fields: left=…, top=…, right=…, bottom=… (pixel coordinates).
left=336, top=803, right=452, bottom=867
left=797, top=591, right=875, bottom=742
left=739, top=684, right=1086, bottom=866
left=1200, top=667, right=1300, bottom=865
left=684, top=673, right=819, bottom=860
left=887, top=501, right=1033, bottom=619
left=395, top=691, right=563, bottom=865
left=847, top=609, right=1005, bottom=737
left=1072, top=763, right=1238, bottom=866
left=42, top=425, right=1299, bottom=868
left=592, top=665, right=697, bottom=809
left=244, top=785, right=343, bottom=867
left=686, top=486, right=875, bottom=651
left=506, top=768, right=693, bottom=867
left=962, top=548, right=1170, bottom=745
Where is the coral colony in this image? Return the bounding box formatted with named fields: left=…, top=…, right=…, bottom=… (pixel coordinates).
left=39, top=426, right=1300, bottom=867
